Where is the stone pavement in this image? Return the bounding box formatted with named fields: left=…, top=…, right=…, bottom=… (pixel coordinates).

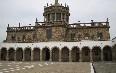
left=0, top=61, right=90, bottom=73
left=93, top=62, right=116, bottom=73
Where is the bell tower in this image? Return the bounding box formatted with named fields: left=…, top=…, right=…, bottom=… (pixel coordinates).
left=43, top=0, right=70, bottom=24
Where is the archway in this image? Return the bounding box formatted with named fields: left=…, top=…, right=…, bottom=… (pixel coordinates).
left=82, top=47, right=90, bottom=62
left=25, top=48, right=31, bottom=61
left=61, top=47, right=69, bottom=62
left=42, top=47, right=50, bottom=61
left=1, top=48, right=7, bottom=61
left=33, top=48, right=40, bottom=61
left=92, top=47, right=101, bottom=62
left=9, top=48, right=15, bottom=61
left=52, top=47, right=59, bottom=62
left=71, top=47, right=80, bottom=62
left=103, top=46, right=112, bottom=61
left=16, top=48, right=23, bottom=61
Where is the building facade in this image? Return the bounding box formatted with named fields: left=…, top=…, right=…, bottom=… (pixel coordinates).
left=0, top=0, right=116, bottom=62
left=6, top=0, right=110, bottom=43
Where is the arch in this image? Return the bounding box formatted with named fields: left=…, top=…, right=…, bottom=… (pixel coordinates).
left=61, top=47, right=69, bottom=62
left=42, top=47, right=50, bottom=61
left=52, top=47, right=59, bottom=62
left=92, top=46, right=101, bottom=62
left=1, top=48, right=7, bottom=61
left=71, top=46, right=80, bottom=62
left=25, top=48, right=31, bottom=61
left=33, top=48, right=40, bottom=61
left=16, top=48, right=23, bottom=61
left=82, top=46, right=90, bottom=62
left=103, top=46, right=112, bottom=61
left=8, top=48, right=15, bottom=61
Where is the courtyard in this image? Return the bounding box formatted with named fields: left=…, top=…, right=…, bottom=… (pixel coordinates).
left=0, top=61, right=90, bottom=73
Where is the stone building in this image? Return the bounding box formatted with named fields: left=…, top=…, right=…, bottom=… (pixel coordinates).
left=0, top=0, right=116, bottom=62
left=6, top=0, right=110, bottom=43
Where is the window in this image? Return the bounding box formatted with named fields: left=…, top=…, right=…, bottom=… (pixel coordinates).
left=22, top=36, right=26, bottom=42
left=46, top=28, right=52, bottom=39
left=11, top=35, right=16, bottom=42
left=70, top=33, right=76, bottom=40
left=51, top=13, right=55, bottom=21
left=17, top=37, right=20, bottom=42
left=48, top=14, right=50, bottom=21
left=91, top=35, right=95, bottom=40
left=56, top=13, right=61, bottom=20
left=84, top=32, right=90, bottom=40
left=66, top=15, right=69, bottom=22
left=97, top=32, right=103, bottom=40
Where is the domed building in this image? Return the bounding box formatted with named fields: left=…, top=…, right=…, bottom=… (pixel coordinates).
left=0, top=0, right=116, bottom=62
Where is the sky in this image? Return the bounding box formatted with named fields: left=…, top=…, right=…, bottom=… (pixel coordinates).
left=0, top=0, right=116, bottom=42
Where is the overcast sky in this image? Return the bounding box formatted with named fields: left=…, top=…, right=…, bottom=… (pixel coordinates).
left=0, top=0, right=116, bottom=42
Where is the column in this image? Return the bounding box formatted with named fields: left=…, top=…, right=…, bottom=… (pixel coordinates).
left=6, top=50, right=9, bottom=61
left=40, top=50, right=42, bottom=61
left=0, top=49, right=1, bottom=61
left=55, top=13, right=56, bottom=21
left=101, top=49, right=104, bottom=61
left=61, top=13, right=62, bottom=20
left=14, top=50, right=16, bottom=61
left=90, top=49, right=93, bottom=62
left=50, top=14, right=51, bottom=21
left=79, top=50, right=82, bottom=62
left=112, top=47, right=115, bottom=62
left=22, top=50, right=25, bottom=61
left=49, top=50, right=52, bottom=62
left=31, top=49, right=33, bottom=61
left=69, top=50, right=72, bottom=62
left=59, top=50, right=61, bottom=62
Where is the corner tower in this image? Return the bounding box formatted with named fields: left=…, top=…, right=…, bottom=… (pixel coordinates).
left=43, top=0, right=70, bottom=24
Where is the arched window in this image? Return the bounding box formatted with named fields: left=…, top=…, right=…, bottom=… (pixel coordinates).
left=22, top=36, right=26, bottom=42
left=97, top=32, right=103, bottom=40
left=46, top=28, right=52, bottom=39
left=84, top=32, right=90, bottom=40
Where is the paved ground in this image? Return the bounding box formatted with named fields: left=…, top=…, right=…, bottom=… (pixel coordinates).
left=0, top=61, right=90, bottom=73
left=93, top=62, right=116, bottom=73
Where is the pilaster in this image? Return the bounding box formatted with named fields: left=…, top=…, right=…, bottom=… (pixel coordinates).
left=14, top=50, right=16, bottom=61
left=31, top=49, right=33, bottom=61
left=101, top=49, right=104, bottom=61
left=6, top=50, right=9, bottom=61
left=79, top=50, right=82, bottom=62
left=40, top=50, right=42, bottom=61
left=50, top=50, right=52, bottom=62
left=90, top=49, right=93, bottom=62
left=59, top=50, right=61, bottom=62
left=69, top=50, right=72, bottom=62
left=22, top=50, right=25, bottom=61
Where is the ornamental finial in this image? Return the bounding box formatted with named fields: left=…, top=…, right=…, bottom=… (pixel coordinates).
left=55, top=0, right=58, bottom=4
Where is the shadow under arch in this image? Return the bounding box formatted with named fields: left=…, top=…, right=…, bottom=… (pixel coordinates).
left=8, top=48, right=15, bottom=61
left=1, top=47, right=7, bottom=61
left=52, top=47, right=59, bottom=62
left=42, top=47, right=50, bottom=61
left=33, top=47, right=40, bottom=61
left=103, top=45, right=112, bottom=61
left=92, top=46, right=101, bottom=62
left=16, top=47, right=23, bottom=61
left=61, top=46, right=69, bottom=62
left=25, top=47, right=31, bottom=61
left=82, top=46, right=90, bottom=62
left=71, top=46, right=80, bottom=62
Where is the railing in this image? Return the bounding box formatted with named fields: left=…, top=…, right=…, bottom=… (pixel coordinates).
left=7, top=26, right=35, bottom=32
